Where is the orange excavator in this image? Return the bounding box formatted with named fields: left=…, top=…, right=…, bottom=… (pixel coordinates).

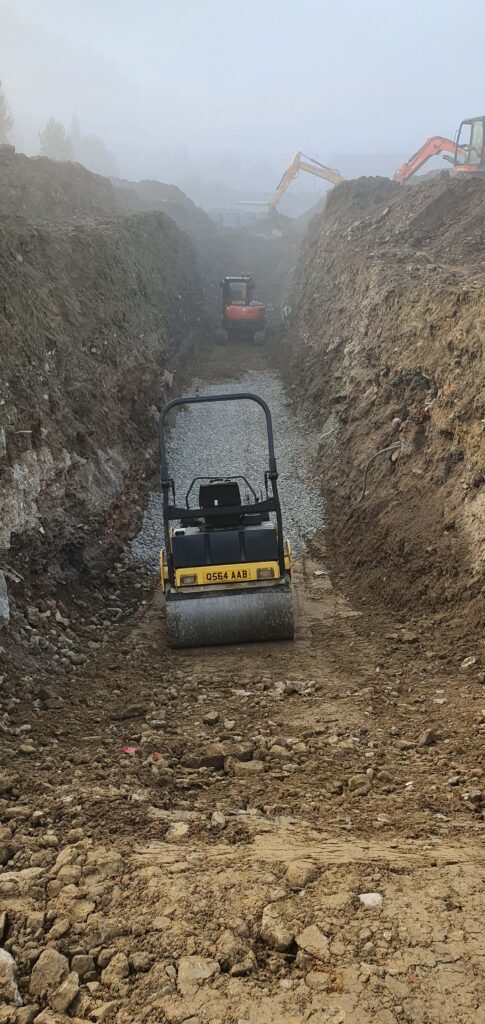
left=220, top=273, right=266, bottom=344
left=394, top=115, right=485, bottom=183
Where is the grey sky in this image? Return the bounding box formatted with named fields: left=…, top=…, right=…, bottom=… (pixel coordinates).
left=1, top=0, right=484, bottom=194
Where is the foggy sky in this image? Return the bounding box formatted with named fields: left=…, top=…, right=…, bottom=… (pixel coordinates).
left=1, top=0, right=484, bottom=198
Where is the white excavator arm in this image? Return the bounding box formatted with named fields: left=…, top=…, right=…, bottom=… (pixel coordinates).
left=268, top=151, right=344, bottom=211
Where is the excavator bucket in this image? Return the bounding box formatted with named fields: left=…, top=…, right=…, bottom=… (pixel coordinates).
left=158, top=392, right=295, bottom=650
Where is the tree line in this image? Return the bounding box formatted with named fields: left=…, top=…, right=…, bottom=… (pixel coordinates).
left=0, top=81, right=116, bottom=177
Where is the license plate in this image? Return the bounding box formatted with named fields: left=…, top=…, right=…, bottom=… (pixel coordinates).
left=202, top=568, right=250, bottom=584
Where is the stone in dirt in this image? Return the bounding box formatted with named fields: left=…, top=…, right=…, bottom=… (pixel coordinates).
left=359, top=892, right=383, bottom=908
left=183, top=746, right=225, bottom=770
left=15, top=1009, right=37, bottom=1024
left=0, top=834, right=14, bottom=865
left=0, top=948, right=21, bottom=1005
left=70, top=954, right=95, bottom=978
left=49, top=970, right=80, bottom=1012
left=129, top=952, right=152, bottom=973
left=296, top=925, right=330, bottom=962
left=230, top=951, right=257, bottom=976
left=47, top=919, right=69, bottom=940
left=29, top=949, right=69, bottom=999
left=232, top=759, right=265, bottom=775
left=305, top=969, right=330, bottom=991
left=285, top=860, right=319, bottom=890
left=177, top=956, right=220, bottom=996
left=166, top=821, right=190, bottom=840
left=268, top=744, right=292, bottom=760
left=90, top=1003, right=119, bottom=1022
left=101, top=952, right=129, bottom=987
left=0, top=571, right=10, bottom=623
left=418, top=728, right=437, bottom=747
left=260, top=903, right=295, bottom=951
left=203, top=711, right=219, bottom=725
left=347, top=773, right=371, bottom=791
left=211, top=811, right=226, bottom=829
left=32, top=1012, right=57, bottom=1024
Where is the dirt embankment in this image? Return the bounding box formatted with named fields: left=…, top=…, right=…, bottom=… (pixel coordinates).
left=290, top=174, right=485, bottom=630
left=0, top=146, right=119, bottom=222
left=0, top=149, right=206, bottom=624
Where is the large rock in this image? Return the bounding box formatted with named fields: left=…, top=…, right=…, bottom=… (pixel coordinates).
left=260, top=903, right=295, bottom=951
left=0, top=949, right=21, bottom=1005
left=177, top=956, right=220, bottom=996
left=29, top=949, right=69, bottom=999
left=296, top=924, right=330, bottom=961
left=183, top=745, right=225, bottom=770
left=285, top=860, right=319, bottom=890
left=49, top=971, right=80, bottom=1012
left=101, top=952, right=129, bottom=987
left=71, top=954, right=95, bottom=978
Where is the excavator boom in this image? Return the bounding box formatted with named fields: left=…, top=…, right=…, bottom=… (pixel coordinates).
left=394, top=136, right=467, bottom=183
left=269, top=151, right=344, bottom=211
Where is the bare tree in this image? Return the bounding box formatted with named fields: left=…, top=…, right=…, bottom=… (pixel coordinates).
left=39, top=117, right=73, bottom=161
left=0, top=81, right=13, bottom=144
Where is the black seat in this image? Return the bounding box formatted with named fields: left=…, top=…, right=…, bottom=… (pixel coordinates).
left=199, top=480, right=242, bottom=528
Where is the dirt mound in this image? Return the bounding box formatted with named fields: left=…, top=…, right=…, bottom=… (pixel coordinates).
left=113, top=176, right=216, bottom=242
left=0, top=145, right=118, bottom=222
left=0, top=148, right=216, bottom=247
left=290, top=174, right=485, bottom=629
left=322, top=174, right=397, bottom=227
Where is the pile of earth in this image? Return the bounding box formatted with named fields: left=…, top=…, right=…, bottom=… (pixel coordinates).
left=0, top=187, right=206, bottom=626
left=0, top=143, right=301, bottom=629
left=0, top=145, right=118, bottom=222
left=112, top=177, right=217, bottom=244
left=289, top=173, right=485, bottom=632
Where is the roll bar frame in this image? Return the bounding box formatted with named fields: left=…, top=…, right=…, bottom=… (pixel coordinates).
left=158, top=392, right=285, bottom=579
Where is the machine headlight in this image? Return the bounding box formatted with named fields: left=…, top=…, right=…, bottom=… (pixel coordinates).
left=180, top=574, right=197, bottom=586
left=257, top=567, right=275, bottom=580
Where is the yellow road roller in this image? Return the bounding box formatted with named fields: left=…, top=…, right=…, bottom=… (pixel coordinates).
left=158, top=392, right=294, bottom=648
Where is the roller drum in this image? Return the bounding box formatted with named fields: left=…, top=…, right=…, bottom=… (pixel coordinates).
left=165, top=579, right=294, bottom=649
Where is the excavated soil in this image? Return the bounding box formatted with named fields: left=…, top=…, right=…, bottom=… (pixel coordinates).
left=1, top=346, right=484, bottom=1024
left=0, top=149, right=207, bottom=623
left=1, top=155, right=485, bottom=1024
left=289, top=174, right=485, bottom=636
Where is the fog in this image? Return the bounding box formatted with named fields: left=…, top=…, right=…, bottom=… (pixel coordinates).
left=1, top=0, right=484, bottom=212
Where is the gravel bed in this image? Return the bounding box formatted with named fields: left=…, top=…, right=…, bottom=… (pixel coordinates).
left=131, top=370, right=324, bottom=567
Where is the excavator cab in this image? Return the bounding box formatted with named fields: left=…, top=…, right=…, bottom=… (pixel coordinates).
left=220, top=274, right=266, bottom=343
left=222, top=275, right=254, bottom=307
left=454, top=116, right=485, bottom=175
left=394, top=114, right=485, bottom=183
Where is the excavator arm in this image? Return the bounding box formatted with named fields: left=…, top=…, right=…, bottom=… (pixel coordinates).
left=268, top=151, right=344, bottom=211
left=393, top=136, right=466, bottom=183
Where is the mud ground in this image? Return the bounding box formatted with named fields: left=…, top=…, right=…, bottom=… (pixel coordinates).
left=1, top=345, right=484, bottom=1024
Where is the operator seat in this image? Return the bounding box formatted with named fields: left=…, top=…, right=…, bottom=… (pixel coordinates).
left=199, top=480, right=242, bottom=528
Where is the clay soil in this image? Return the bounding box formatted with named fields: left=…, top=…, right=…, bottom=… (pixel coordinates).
left=1, top=346, right=484, bottom=1024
